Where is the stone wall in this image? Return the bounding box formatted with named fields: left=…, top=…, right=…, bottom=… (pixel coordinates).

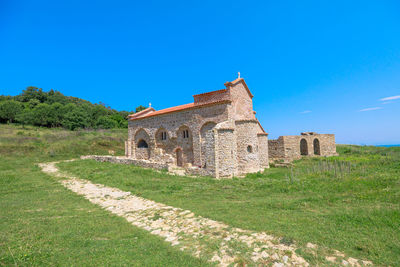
left=226, top=81, right=255, bottom=121
left=268, top=133, right=337, bottom=162
left=257, top=133, right=269, bottom=169
left=268, top=137, right=285, bottom=160
left=235, top=120, right=262, bottom=175
left=215, top=128, right=237, bottom=178
left=193, top=89, right=230, bottom=105
left=81, top=155, right=169, bottom=170
left=128, top=102, right=230, bottom=171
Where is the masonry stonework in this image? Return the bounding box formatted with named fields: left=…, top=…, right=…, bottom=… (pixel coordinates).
left=126, top=77, right=269, bottom=178
left=124, top=77, right=337, bottom=177
left=268, top=132, right=337, bottom=162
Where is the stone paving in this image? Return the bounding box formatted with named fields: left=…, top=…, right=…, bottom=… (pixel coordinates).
left=39, top=160, right=373, bottom=266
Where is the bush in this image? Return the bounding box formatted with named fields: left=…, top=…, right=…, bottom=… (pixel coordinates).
left=96, top=116, right=119, bottom=129
left=0, top=100, right=23, bottom=123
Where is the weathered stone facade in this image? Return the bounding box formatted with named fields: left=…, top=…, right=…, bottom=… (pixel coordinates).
left=268, top=132, right=337, bottom=162
left=125, top=77, right=269, bottom=178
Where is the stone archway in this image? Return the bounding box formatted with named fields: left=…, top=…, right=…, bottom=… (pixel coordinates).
left=313, top=138, right=320, bottom=155
left=300, top=138, right=308, bottom=156
left=134, top=129, right=151, bottom=160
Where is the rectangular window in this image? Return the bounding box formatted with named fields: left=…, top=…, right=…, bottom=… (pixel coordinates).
left=161, top=132, right=167, bottom=140
left=183, top=130, right=189, bottom=139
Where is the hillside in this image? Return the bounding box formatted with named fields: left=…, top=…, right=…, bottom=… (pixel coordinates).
left=0, top=86, right=145, bottom=130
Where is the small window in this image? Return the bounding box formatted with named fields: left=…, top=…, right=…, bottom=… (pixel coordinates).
left=137, top=139, right=148, bottom=148
left=247, top=145, right=253, bottom=153
left=161, top=131, right=167, bottom=140
left=183, top=129, right=189, bottom=138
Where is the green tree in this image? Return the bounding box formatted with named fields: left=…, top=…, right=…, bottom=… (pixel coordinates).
left=32, top=103, right=52, bottom=126
left=15, top=108, right=33, bottom=126
left=17, top=86, right=47, bottom=103
left=88, top=104, right=110, bottom=127
left=0, top=100, right=23, bottom=123
left=49, top=103, right=65, bottom=127
left=95, top=116, right=118, bottom=129
left=135, top=105, right=147, bottom=113
left=27, top=99, right=40, bottom=109
left=62, top=104, right=89, bottom=130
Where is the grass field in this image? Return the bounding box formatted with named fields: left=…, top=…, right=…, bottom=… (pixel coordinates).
left=1, top=124, right=400, bottom=266
left=0, top=124, right=208, bottom=266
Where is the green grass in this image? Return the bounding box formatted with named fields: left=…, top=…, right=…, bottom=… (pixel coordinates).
left=0, top=124, right=208, bottom=266
left=2, top=123, right=400, bottom=266
left=58, top=145, right=400, bottom=266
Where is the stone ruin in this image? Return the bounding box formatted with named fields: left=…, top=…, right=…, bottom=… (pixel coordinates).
left=268, top=132, right=337, bottom=163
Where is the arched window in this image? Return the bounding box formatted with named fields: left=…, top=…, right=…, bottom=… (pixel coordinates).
left=313, top=138, right=320, bottom=155
left=247, top=145, right=253, bottom=153
left=137, top=139, right=148, bottom=148
left=300, top=139, right=308, bottom=155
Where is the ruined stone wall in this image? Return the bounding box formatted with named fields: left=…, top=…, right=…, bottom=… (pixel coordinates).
left=269, top=133, right=337, bottom=162
left=268, top=137, right=285, bottom=160
left=81, top=155, right=169, bottom=170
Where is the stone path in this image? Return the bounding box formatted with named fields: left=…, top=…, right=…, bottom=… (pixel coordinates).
left=39, top=160, right=373, bottom=266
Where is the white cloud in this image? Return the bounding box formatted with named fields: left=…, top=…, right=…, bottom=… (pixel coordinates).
left=300, top=110, right=311, bottom=114
left=380, top=95, right=400, bottom=101
left=359, top=107, right=382, bottom=112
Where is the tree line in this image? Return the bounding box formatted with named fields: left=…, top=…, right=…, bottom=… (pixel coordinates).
left=0, top=86, right=146, bottom=130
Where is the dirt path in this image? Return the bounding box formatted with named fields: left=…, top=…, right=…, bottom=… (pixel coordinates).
left=39, top=160, right=373, bottom=266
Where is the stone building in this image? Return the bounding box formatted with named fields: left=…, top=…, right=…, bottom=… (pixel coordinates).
left=268, top=132, right=337, bottom=162
left=125, top=76, right=269, bottom=178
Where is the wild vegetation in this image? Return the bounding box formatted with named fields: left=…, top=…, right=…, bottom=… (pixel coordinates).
left=1, top=124, right=399, bottom=265
left=0, top=86, right=146, bottom=129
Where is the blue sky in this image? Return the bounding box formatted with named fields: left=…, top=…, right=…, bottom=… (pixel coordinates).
left=1, top=0, right=400, bottom=145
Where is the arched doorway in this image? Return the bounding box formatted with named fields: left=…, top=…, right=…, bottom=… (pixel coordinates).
left=137, top=139, right=148, bottom=148
left=313, top=138, right=320, bottom=155
left=300, top=139, right=308, bottom=156
left=134, top=128, right=151, bottom=160
left=136, top=139, right=150, bottom=160
left=176, top=148, right=183, bottom=167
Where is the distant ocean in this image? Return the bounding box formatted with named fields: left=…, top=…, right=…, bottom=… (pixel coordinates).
left=376, top=145, right=400, bottom=147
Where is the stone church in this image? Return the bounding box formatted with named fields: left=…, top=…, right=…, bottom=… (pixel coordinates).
left=125, top=76, right=269, bottom=178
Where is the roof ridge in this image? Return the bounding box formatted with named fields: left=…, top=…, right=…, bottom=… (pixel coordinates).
left=129, top=100, right=231, bottom=121
left=193, top=88, right=227, bottom=97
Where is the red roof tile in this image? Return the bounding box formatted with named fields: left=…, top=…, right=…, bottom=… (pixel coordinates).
left=128, top=100, right=230, bottom=121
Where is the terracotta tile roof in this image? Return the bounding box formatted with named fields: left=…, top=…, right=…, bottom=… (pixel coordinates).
left=127, top=107, right=155, bottom=119
left=128, top=100, right=231, bottom=121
